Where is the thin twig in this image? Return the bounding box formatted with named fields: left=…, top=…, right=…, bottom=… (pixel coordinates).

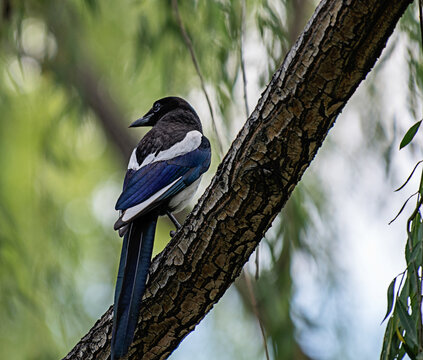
left=394, top=160, right=423, bottom=192
left=244, top=271, right=270, bottom=360
left=240, top=0, right=249, bottom=118
left=172, top=0, right=224, bottom=156
left=389, top=191, right=419, bottom=225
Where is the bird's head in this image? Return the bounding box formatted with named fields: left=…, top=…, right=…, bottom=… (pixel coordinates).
left=129, top=96, right=198, bottom=128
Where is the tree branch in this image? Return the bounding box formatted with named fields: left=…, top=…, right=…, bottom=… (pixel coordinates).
left=63, top=0, right=413, bottom=359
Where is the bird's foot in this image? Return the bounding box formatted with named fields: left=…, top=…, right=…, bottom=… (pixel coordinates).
left=170, top=230, right=177, bottom=237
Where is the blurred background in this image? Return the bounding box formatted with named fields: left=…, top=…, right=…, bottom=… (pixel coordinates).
left=0, top=0, right=422, bottom=359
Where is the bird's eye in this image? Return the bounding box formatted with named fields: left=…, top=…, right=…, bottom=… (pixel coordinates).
left=153, top=103, right=161, bottom=112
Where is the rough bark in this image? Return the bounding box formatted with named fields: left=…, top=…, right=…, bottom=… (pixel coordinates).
left=63, top=0, right=413, bottom=359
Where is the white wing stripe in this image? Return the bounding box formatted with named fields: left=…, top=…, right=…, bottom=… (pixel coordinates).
left=121, top=177, right=181, bottom=222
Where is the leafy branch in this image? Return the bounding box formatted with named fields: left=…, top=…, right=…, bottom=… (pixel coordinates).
left=381, top=125, right=423, bottom=359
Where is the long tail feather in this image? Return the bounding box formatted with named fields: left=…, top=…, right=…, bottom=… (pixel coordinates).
left=111, top=214, right=158, bottom=360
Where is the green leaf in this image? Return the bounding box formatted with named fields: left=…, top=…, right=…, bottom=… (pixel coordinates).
left=400, top=120, right=422, bottom=149
left=402, top=341, right=418, bottom=360
left=397, top=297, right=418, bottom=349
left=394, top=160, right=423, bottom=192
left=381, top=316, right=398, bottom=359
left=408, top=241, right=422, bottom=264
left=382, top=278, right=396, bottom=323
left=389, top=191, right=419, bottom=225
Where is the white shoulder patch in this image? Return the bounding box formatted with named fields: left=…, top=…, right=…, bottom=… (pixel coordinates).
left=127, top=130, right=202, bottom=171
left=140, top=130, right=202, bottom=168
left=127, top=149, right=139, bottom=170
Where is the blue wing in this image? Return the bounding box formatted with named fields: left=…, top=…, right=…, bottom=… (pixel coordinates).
left=115, top=144, right=211, bottom=214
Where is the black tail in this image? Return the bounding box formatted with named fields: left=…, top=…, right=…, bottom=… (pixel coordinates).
left=111, top=214, right=158, bottom=360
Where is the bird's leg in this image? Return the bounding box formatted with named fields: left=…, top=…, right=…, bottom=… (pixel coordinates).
left=166, top=210, right=181, bottom=228
left=166, top=211, right=181, bottom=237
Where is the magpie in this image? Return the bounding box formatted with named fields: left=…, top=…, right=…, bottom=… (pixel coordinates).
left=111, top=96, right=211, bottom=360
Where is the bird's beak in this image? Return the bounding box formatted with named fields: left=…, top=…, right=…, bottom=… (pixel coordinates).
left=129, top=113, right=153, bottom=128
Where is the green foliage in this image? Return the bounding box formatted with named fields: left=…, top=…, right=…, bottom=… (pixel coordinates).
left=400, top=120, right=422, bottom=149
left=400, top=3, right=423, bottom=122
left=0, top=0, right=286, bottom=358
left=383, top=277, right=397, bottom=323
left=0, top=0, right=341, bottom=359
left=0, top=73, right=117, bottom=358
left=381, top=155, right=423, bottom=359
left=381, top=3, right=423, bottom=359
left=3, top=0, right=420, bottom=359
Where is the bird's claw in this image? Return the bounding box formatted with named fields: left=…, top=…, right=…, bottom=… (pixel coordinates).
left=170, top=230, right=176, bottom=237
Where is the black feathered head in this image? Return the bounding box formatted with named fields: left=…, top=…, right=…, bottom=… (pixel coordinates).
left=129, top=97, right=200, bottom=129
